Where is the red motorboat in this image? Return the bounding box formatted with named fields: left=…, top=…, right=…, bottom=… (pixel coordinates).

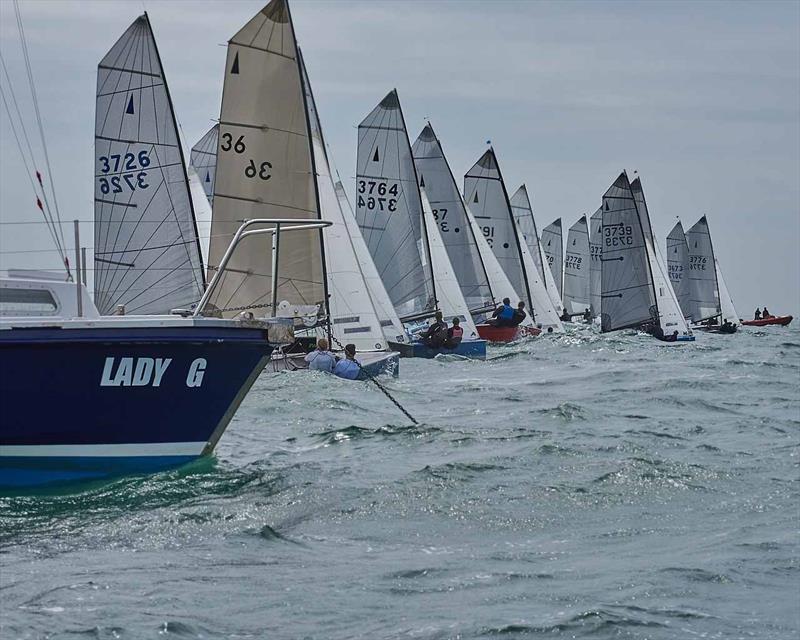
left=741, top=315, right=793, bottom=327
left=476, top=324, right=542, bottom=342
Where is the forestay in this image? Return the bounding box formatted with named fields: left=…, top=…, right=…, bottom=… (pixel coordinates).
left=589, top=207, right=602, bottom=317
left=411, top=124, right=492, bottom=311
left=420, top=188, right=479, bottom=339
left=356, top=90, right=434, bottom=319
left=190, top=124, right=218, bottom=207
left=541, top=219, right=563, bottom=300
left=563, top=216, right=590, bottom=314
left=336, top=182, right=406, bottom=343
left=666, top=221, right=691, bottom=319
left=600, top=172, right=655, bottom=332
left=300, top=51, right=386, bottom=351
left=685, top=216, right=721, bottom=322
left=716, top=259, right=739, bottom=325
left=93, top=14, right=204, bottom=315
left=510, top=186, right=564, bottom=315
left=206, top=0, right=326, bottom=319
left=463, top=150, right=530, bottom=310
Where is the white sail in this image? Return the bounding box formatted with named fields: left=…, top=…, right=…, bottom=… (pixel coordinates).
left=420, top=188, right=479, bottom=339
left=190, top=124, right=218, bottom=208
left=187, top=165, right=212, bottom=269
left=463, top=203, right=532, bottom=326
left=563, top=216, right=590, bottom=314
left=300, top=51, right=387, bottom=351
left=646, top=238, right=690, bottom=335
left=515, top=223, right=564, bottom=331
left=510, top=186, right=564, bottom=315
left=411, top=124, right=493, bottom=311
left=336, top=182, right=406, bottom=343
left=541, top=218, right=564, bottom=300
left=666, top=221, right=691, bottom=319
left=716, top=259, right=739, bottom=325
left=589, top=207, right=602, bottom=317
left=685, top=216, right=721, bottom=322
left=93, top=14, right=204, bottom=315
left=600, top=172, right=655, bottom=332
left=207, top=0, right=326, bottom=319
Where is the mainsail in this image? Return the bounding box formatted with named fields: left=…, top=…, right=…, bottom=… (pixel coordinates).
left=206, top=0, right=327, bottom=320
left=510, top=185, right=564, bottom=316
left=716, top=259, right=739, bottom=326
left=93, top=13, right=204, bottom=315
left=355, top=90, right=434, bottom=319
left=563, top=216, right=590, bottom=314
left=600, top=172, right=655, bottom=332
left=190, top=124, right=218, bottom=207
left=300, top=50, right=386, bottom=351
left=589, top=207, right=602, bottom=316
left=541, top=218, right=563, bottom=300
left=685, top=216, right=721, bottom=322
left=411, top=124, right=492, bottom=311
left=666, top=221, right=691, bottom=319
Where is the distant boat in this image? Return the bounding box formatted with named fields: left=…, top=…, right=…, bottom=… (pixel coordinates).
left=93, top=13, right=205, bottom=316
left=741, top=315, right=793, bottom=327
left=189, top=124, right=218, bottom=208
left=666, top=220, right=692, bottom=319
left=541, top=218, right=564, bottom=302
left=464, top=150, right=563, bottom=335
left=355, top=91, right=486, bottom=359
left=563, top=215, right=591, bottom=317
left=599, top=172, right=693, bottom=342
left=588, top=207, right=602, bottom=318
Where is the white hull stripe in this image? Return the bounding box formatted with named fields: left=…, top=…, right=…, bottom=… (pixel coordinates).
left=0, top=442, right=207, bottom=458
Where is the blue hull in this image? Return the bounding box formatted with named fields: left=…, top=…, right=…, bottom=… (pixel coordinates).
left=388, top=339, right=487, bottom=360
left=0, top=326, right=273, bottom=488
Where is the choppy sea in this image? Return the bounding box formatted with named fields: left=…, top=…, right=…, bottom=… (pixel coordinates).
left=2, top=325, right=798, bottom=639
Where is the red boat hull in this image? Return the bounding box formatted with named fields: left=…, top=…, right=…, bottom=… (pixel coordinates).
left=476, top=324, right=541, bottom=342
left=741, top=315, right=793, bottom=327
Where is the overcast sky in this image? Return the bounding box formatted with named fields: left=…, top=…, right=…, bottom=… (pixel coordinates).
left=1, top=0, right=798, bottom=315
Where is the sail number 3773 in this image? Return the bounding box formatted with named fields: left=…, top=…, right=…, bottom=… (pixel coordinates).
left=220, top=133, right=271, bottom=180
left=358, top=180, right=398, bottom=212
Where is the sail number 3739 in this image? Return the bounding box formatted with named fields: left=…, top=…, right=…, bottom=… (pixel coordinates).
left=604, top=224, right=634, bottom=247
left=220, top=133, right=271, bottom=180
left=358, top=180, right=398, bottom=212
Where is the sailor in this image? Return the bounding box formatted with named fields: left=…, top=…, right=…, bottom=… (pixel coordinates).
left=333, top=343, right=361, bottom=380
left=490, top=298, right=515, bottom=327
left=762, top=307, right=771, bottom=319
left=304, top=338, right=336, bottom=373
left=754, top=308, right=761, bottom=320
left=444, top=317, right=464, bottom=349
left=420, top=311, right=448, bottom=347
left=510, top=301, right=527, bottom=327
left=560, top=309, right=571, bottom=322
left=583, top=308, right=592, bottom=322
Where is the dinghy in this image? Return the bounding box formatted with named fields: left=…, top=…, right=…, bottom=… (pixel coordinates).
left=666, top=221, right=692, bottom=320
left=684, top=216, right=738, bottom=333
left=599, top=172, right=693, bottom=342
left=464, top=151, right=563, bottom=338
left=541, top=218, right=564, bottom=302
left=93, top=13, right=205, bottom=316
left=563, top=216, right=591, bottom=318
left=588, top=207, right=602, bottom=319
left=355, top=91, right=486, bottom=359
left=741, top=315, right=793, bottom=327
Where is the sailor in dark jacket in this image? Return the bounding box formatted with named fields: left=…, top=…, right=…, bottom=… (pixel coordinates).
left=420, top=311, right=448, bottom=347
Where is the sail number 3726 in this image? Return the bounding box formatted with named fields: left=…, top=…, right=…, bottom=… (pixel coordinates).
left=220, top=133, right=271, bottom=180
left=358, top=180, right=398, bottom=212
left=97, top=151, right=150, bottom=194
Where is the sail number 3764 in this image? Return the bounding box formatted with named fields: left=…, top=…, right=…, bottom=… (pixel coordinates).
left=358, top=180, right=398, bottom=212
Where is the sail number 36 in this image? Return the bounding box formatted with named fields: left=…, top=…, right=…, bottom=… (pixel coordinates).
left=98, top=151, right=150, bottom=194
left=220, top=133, right=271, bottom=180
left=358, top=180, right=398, bottom=212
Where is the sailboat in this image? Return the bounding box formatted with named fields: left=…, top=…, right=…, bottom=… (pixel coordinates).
left=93, top=13, right=205, bottom=316
left=410, top=124, right=539, bottom=341
left=599, top=172, right=693, bottom=342
left=464, top=150, right=563, bottom=336
left=541, top=218, right=564, bottom=303
left=355, top=91, right=486, bottom=359
left=588, top=207, right=602, bottom=319
left=684, top=216, right=738, bottom=333
left=563, top=216, right=591, bottom=317
left=189, top=124, right=218, bottom=208
left=666, top=221, right=692, bottom=320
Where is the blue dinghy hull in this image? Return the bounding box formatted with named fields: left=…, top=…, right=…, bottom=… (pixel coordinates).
left=388, top=339, right=486, bottom=360
left=0, top=325, right=273, bottom=488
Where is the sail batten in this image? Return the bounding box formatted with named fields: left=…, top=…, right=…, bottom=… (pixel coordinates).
left=94, top=13, right=204, bottom=315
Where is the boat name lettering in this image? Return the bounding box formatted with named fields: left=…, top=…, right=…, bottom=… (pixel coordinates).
left=186, top=358, right=207, bottom=387
left=100, top=357, right=172, bottom=387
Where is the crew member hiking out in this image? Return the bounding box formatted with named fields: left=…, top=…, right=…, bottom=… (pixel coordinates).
left=444, top=317, right=463, bottom=349
left=420, top=311, right=448, bottom=348
left=333, top=343, right=361, bottom=380
left=304, top=338, right=336, bottom=373
left=490, top=298, right=515, bottom=327
left=511, top=301, right=527, bottom=327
